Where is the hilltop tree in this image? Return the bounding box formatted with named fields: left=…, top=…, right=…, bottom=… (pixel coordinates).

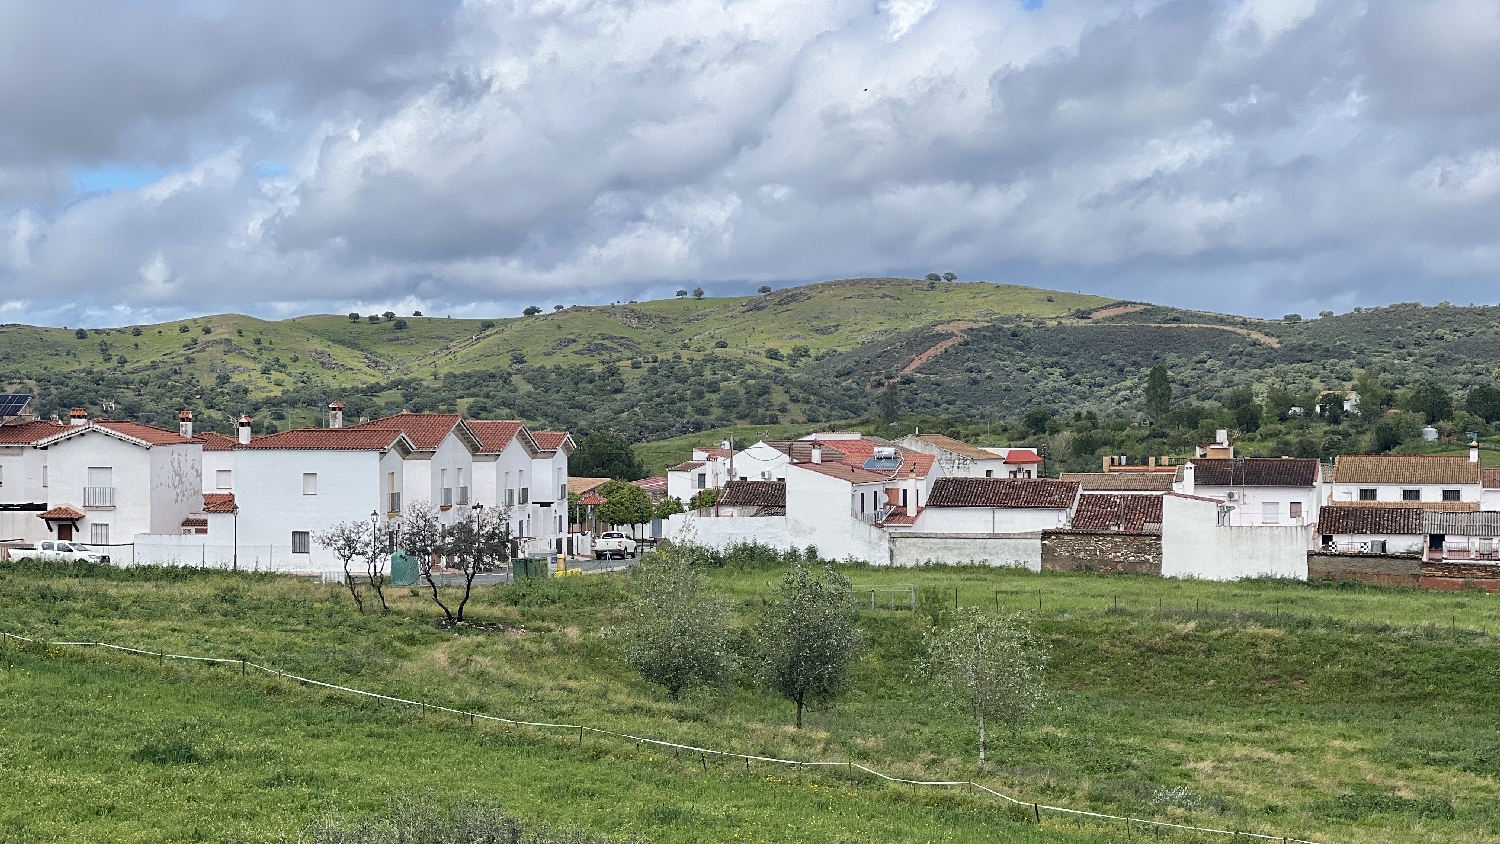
left=553, top=304, right=564, bottom=311
left=925, top=273, right=941, bottom=281
left=348, top=312, right=360, bottom=322
left=675, top=289, right=688, bottom=298
left=620, top=544, right=735, bottom=698
left=571, top=431, right=645, bottom=480
left=1144, top=366, right=1171, bottom=420
left=522, top=306, right=542, bottom=316
left=1466, top=386, right=1500, bottom=423
left=758, top=285, right=772, bottom=294
left=920, top=608, right=1048, bottom=767
left=382, top=311, right=396, bottom=321
left=692, top=287, right=705, bottom=299
left=942, top=272, right=957, bottom=281
left=756, top=565, right=861, bottom=728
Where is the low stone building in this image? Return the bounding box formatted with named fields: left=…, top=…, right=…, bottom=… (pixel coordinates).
left=1041, top=494, right=1162, bottom=575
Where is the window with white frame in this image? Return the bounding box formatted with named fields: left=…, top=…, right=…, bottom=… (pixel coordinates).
left=441, top=468, right=452, bottom=506
left=697, top=472, right=706, bottom=489
left=90, top=523, right=109, bottom=545
left=457, top=468, right=467, bottom=505
left=215, top=469, right=232, bottom=489
left=1261, top=501, right=1280, bottom=523
left=1289, top=501, right=1303, bottom=521
left=291, top=531, right=310, bottom=554
left=42, top=465, right=47, bottom=487
left=302, top=473, right=318, bottom=495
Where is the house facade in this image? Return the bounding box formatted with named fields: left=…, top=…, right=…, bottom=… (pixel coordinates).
left=1327, top=455, right=1481, bottom=506
left=896, top=434, right=1010, bottom=478
left=916, top=478, right=1081, bottom=533
left=1173, top=458, right=1322, bottom=527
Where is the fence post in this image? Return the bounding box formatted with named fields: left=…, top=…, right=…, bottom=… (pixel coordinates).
left=1033, top=803, right=1040, bottom=823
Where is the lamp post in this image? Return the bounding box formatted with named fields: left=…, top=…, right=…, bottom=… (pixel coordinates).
left=370, top=510, right=380, bottom=577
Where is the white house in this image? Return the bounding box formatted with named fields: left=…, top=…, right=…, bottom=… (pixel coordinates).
left=527, top=431, right=574, bottom=555
left=978, top=447, right=1045, bottom=478
left=1173, top=458, right=1322, bottom=527
left=915, top=477, right=1081, bottom=534
left=1481, top=469, right=1500, bottom=511
left=199, top=431, right=239, bottom=495
left=897, top=434, right=1011, bottom=478
left=1326, top=454, right=1481, bottom=506
left=1315, top=506, right=1425, bottom=555
left=352, top=411, right=482, bottom=525
left=0, top=420, right=65, bottom=544
left=1160, top=492, right=1308, bottom=580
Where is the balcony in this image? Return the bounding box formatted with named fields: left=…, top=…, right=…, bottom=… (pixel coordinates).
left=83, top=486, right=115, bottom=508
left=387, top=492, right=402, bottom=515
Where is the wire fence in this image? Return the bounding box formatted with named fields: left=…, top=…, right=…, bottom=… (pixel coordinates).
left=0, top=629, right=1323, bottom=844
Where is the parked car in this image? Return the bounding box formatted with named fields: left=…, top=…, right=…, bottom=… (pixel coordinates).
left=22, top=540, right=110, bottom=563
left=592, top=531, right=638, bottom=560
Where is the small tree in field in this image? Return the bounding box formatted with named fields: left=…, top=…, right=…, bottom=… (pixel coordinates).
left=444, top=505, right=514, bottom=622
left=620, top=543, right=734, bottom=698
left=920, top=608, right=1048, bottom=767
left=398, top=501, right=451, bottom=622
left=756, top=565, right=861, bottom=728
left=316, top=522, right=368, bottom=613
left=364, top=519, right=396, bottom=615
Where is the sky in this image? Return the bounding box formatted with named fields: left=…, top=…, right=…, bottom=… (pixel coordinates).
left=3, top=0, right=1500, bottom=326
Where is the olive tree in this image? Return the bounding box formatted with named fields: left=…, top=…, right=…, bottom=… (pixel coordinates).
left=397, top=501, right=452, bottom=622
left=620, top=543, right=735, bottom=698
left=920, top=608, right=1048, bottom=767
left=755, top=565, right=861, bottom=728
left=315, top=522, right=369, bottom=613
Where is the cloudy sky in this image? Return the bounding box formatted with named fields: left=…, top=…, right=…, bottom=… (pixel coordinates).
left=2, top=0, right=1499, bottom=325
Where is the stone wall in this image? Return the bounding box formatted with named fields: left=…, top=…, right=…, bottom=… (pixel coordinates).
left=1306, top=552, right=1420, bottom=588
left=1420, top=561, right=1500, bottom=592
left=1041, top=531, right=1161, bottom=575
left=888, top=533, right=1041, bottom=570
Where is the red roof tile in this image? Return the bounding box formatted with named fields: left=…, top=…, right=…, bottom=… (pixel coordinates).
left=203, top=493, right=238, bottom=513
left=1069, top=494, right=1163, bottom=533
left=1003, top=449, right=1044, bottom=464
left=578, top=492, right=607, bottom=506
left=795, top=462, right=889, bottom=484
left=0, top=421, right=65, bottom=444
left=892, top=453, right=936, bottom=479
left=718, top=480, right=786, bottom=508
left=240, top=428, right=409, bottom=451
left=90, top=420, right=197, bottom=445
left=928, top=477, right=1080, bottom=509
left=1181, top=458, right=1320, bottom=487
left=1332, top=455, right=1480, bottom=485
left=880, top=506, right=924, bottom=526
left=353, top=412, right=462, bottom=451
left=531, top=431, right=572, bottom=451
left=39, top=505, right=85, bottom=520
left=198, top=431, right=240, bottom=451
left=668, top=460, right=706, bottom=472
left=181, top=516, right=208, bottom=528
left=467, top=420, right=526, bottom=453
left=1317, top=506, right=1425, bottom=536
left=631, top=477, right=668, bottom=494
left=1483, top=468, right=1500, bottom=490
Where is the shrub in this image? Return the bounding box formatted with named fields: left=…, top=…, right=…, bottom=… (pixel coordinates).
left=298, top=792, right=636, bottom=844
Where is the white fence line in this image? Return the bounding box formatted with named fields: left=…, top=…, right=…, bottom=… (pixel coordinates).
left=0, top=629, right=1323, bottom=844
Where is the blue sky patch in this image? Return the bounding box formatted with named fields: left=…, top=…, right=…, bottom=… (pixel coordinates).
left=72, top=164, right=164, bottom=195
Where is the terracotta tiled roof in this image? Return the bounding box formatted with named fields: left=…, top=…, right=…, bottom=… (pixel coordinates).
left=794, top=462, right=888, bottom=484
left=578, top=492, right=607, bottom=506
left=668, top=460, right=706, bottom=472
left=1326, top=500, right=1478, bottom=512
left=1069, top=494, right=1163, bottom=533
left=467, top=420, right=526, bottom=453
left=568, top=477, right=610, bottom=495
left=531, top=431, right=572, bottom=451
left=203, top=493, right=238, bottom=513
left=880, top=506, right=924, bottom=526
left=1003, top=449, right=1044, bottom=465
left=39, top=505, right=85, bottom=520
left=240, top=428, right=409, bottom=451
left=908, top=434, right=996, bottom=461
left=718, top=480, right=786, bottom=508
left=631, top=477, right=668, bottom=495
left=198, top=431, right=240, bottom=451
left=0, top=421, right=65, bottom=444
left=697, top=446, right=732, bottom=459
left=181, top=516, right=208, bottom=528
left=353, top=412, right=462, bottom=451
left=1180, top=458, right=1320, bottom=487
left=1332, top=455, right=1480, bottom=485
left=79, top=420, right=197, bottom=446
left=1317, top=506, right=1425, bottom=536
left=1483, top=468, right=1500, bottom=489
left=766, top=441, right=849, bottom=464
left=892, top=454, right=936, bottom=479
left=1060, top=473, right=1174, bottom=492
left=927, top=477, right=1080, bottom=509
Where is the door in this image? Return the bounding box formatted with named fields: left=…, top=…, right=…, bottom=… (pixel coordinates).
left=57, top=523, right=73, bottom=540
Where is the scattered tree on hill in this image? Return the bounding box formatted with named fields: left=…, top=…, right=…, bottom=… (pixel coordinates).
left=393, top=319, right=408, bottom=330
left=479, top=320, right=495, bottom=330
left=1407, top=384, right=1454, bottom=424
left=348, top=312, right=360, bottom=322
left=553, top=304, right=564, bottom=311
left=758, top=285, right=772, bottom=294
left=597, top=479, right=653, bottom=534
left=1354, top=370, right=1390, bottom=413
left=925, top=272, right=941, bottom=281
left=1317, top=391, right=1345, bottom=425
left=692, top=287, right=705, bottom=299
left=1319, top=310, right=1334, bottom=318
left=1283, top=313, right=1301, bottom=323
left=571, top=431, right=646, bottom=480
left=676, top=289, right=688, bottom=298
left=1022, top=407, right=1052, bottom=436
left=1466, top=386, right=1500, bottom=423
left=1144, top=365, right=1172, bottom=419
left=382, top=311, right=397, bottom=321
left=522, top=306, right=542, bottom=316
left=315, top=521, right=370, bottom=613
left=920, top=608, right=1048, bottom=767
left=755, top=565, right=861, bottom=728
left=413, top=310, right=423, bottom=316
left=368, top=314, right=381, bottom=323
left=620, top=543, right=735, bottom=698
left=942, top=272, right=957, bottom=281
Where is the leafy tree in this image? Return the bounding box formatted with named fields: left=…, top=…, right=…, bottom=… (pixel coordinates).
left=692, top=287, right=705, bottom=299
left=315, top=521, right=370, bottom=613
left=597, top=480, right=653, bottom=531
left=758, top=285, right=772, bottom=294
left=653, top=496, right=684, bottom=520
left=765, top=347, right=784, bottom=361
left=1233, top=402, right=1261, bottom=433
left=348, top=312, right=360, bottom=322
left=1466, top=386, right=1500, bottom=423
left=396, top=501, right=450, bottom=622
left=1283, top=313, right=1301, bottom=323
left=367, top=314, right=380, bottom=323
left=755, top=565, right=861, bottom=728
left=382, top=311, right=397, bottom=321
left=1317, top=391, right=1344, bottom=424
left=920, top=608, right=1048, bottom=767
left=942, top=272, right=957, bottom=281
left=571, top=431, right=646, bottom=480
left=675, top=289, right=688, bottom=298
left=1262, top=384, right=1294, bottom=425
left=713, top=339, right=728, bottom=348
left=479, top=320, right=495, bottom=330
left=442, top=505, right=514, bottom=622
left=392, top=319, right=408, bottom=330
left=1319, top=310, right=1334, bottom=318
left=687, top=488, right=718, bottom=510
left=881, top=381, right=899, bottom=424
left=1372, top=414, right=1421, bottom=452
left=1353, top=370, right=1389, bottom=413
left=522, top=306, right=542, bottom=316
left=620, top=544, right=735, bottom=698
left=412, top=310, right=422, bottom=316
left=1408, top=385, right=1454, bottom=424
left=925, top=273, right=941, bottom=281
left=1144, top=365, right=1171, bottom=419
left=1022, top=407, right=1051, bottom=436
left=553, top=304, right=564, bottom=311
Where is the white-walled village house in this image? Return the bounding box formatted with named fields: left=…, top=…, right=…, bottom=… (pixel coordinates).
left=1172, top=458, right=1322, bottom=527
left=1326, top=454, right=1481, bottom=506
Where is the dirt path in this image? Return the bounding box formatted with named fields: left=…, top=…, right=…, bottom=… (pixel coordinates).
left=1089, top=304, right=1146, bottom=319
left=903, top=322, right=971, bottom=373
left=1139, top=323, right=1281, bottom=347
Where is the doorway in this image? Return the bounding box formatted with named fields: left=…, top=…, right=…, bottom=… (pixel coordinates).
left=57, top=523, right=73, bottom=541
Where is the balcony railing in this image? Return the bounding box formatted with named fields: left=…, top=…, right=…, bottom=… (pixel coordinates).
left=854, top=507, right=891, bottom=525
left=388, top=492, right=402, bottom=514
left=83, top=486, right=115, bottom=508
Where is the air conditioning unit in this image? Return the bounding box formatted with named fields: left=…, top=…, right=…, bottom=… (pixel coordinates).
left=1224, top=491, right=1238, bottom=501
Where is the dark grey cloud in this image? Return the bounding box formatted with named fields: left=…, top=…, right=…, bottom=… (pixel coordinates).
left=4, top=0, right=1500, bottom=325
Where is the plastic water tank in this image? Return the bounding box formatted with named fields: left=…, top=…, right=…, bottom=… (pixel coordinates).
left=1422, top=426, right=1439, bottom=442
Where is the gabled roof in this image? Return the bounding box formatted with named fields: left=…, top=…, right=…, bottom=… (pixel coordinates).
left=578, top=491, right=607, bottom=506
left=668, top=460, right=706, bottom=472
left=1181, top=458, right=1320, bottom=487
left=531, top=431, right=574, bottom=453
left=239, top=428, right=413, bottom=452
left=1331, top=455, right=1480, bottom=485
left=1060, top=472, right=1175, bottom=492
left=1316, top=506, right=1424, bottom=536
left=880, top=506, right=924, bottom=526
left=905, top=434, right=997, bottom=461
left=352, top=412, right=478, bottom=452
left=631, top=477, right=668, bottom=497
left=794, top=462, right=888, bottom=484
left=36, top=419, right=198, bottom=449
left=198, top=431, right=240, bottom=451
left=568, top=477, right=611, bottom=495
left=1425, top=511, right=1500, bottom=536
left=927, top=477, right=1080, bottom=509
left=892, top=454, right=936, bottom=479
left=1003, top=450, right=1044, bottom=465
left=0, top=420, right=66, bottom=444
left=203, top=492, right=238, bottom=513
left=39, top=505, right=85, bottom=520
left=718, top=480, right=786, bottom=508
left=466, top=420, right=540, bottom=455
left=1068, top=494, right=1163, bottom=533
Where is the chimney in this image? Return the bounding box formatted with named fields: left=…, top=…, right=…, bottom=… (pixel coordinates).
left=178, top=410, right=193, bottom=439
left=69, top=408, right=88, bottom=426
left=238, top=414, right=253, bottom=445
left=1471, top=445, right=1480, bottom=464
left=328, top=401, right=344, bottom=429
left=1216, top=429, right=1229, bottom=447
left=906, top=466, right=918, bottom=517
left=1181, top=461, right=1195, bottom=496
left=811, top=445, right=823, bottom=464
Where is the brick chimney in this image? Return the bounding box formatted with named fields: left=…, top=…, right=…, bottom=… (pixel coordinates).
left=178, top=410, right=193, bottom=439
left=69, top=408, right=88, bottom=426
left=328, top=401, right=344, bottom=429
left=238, top=414, right=253, bottom=445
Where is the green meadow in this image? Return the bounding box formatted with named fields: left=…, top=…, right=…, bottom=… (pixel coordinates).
left=2, top=559, right=1498, bottom=843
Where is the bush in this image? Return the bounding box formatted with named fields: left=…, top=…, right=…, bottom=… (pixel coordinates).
left=73, top=328, right=87, bottom=339
left=393, top=319, right=408, bottom=331
left=298, top=792, right=638, bottom=843
left=480, top=320, right=496, bottom=330
left=714, top=339, right=728, bottom=348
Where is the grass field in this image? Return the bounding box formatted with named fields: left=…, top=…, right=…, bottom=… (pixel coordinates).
left=2, top=560, right=1499, bottom=843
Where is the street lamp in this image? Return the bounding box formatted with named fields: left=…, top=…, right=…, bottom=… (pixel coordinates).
left=370, top=510, right=380, bottom=576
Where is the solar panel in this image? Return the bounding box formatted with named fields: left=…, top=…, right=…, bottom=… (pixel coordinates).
left=863, top=457, right=903, bottom=472
left=0, top=394, right=31, bottom=416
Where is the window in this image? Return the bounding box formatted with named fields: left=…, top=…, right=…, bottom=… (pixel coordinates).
left=291, top=531, right=310, bottom=554
left=90, top=523, right=109, bottom=545
left=1289, top=502, right=1303, bottom=520
left=901, top=488, right=909, bottom=508
left=42, top=465, right=46, bottom=488
left=506, top=488, right=515, bottom=506
left=456, top=468, right=467, bottom=505
left=0, top=464, right=4, bottom=486
left=1358, top=488, right=1377, bottom=501
left=302, top=473, right=318, bottom=495
left=1370, top=540, right=1387, bottom=554
left=441, top=469, right=452, bottom=507
left=1261, top=501, right=1280, bottom=523
left=519, top=486, right=529, bottom=505
left=860, top=492, right=866, bottom=514
left=85, top=467, right=114, bottom=507
left=1443, top=489, right=1461, bottom=502
left=1402, top=489, right=1420, bottom=501
left=697, top=472, right=706, bottom=489
left=984, top=469, right=993, bottom=478
left=215, top=469, right=232, bottom=489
